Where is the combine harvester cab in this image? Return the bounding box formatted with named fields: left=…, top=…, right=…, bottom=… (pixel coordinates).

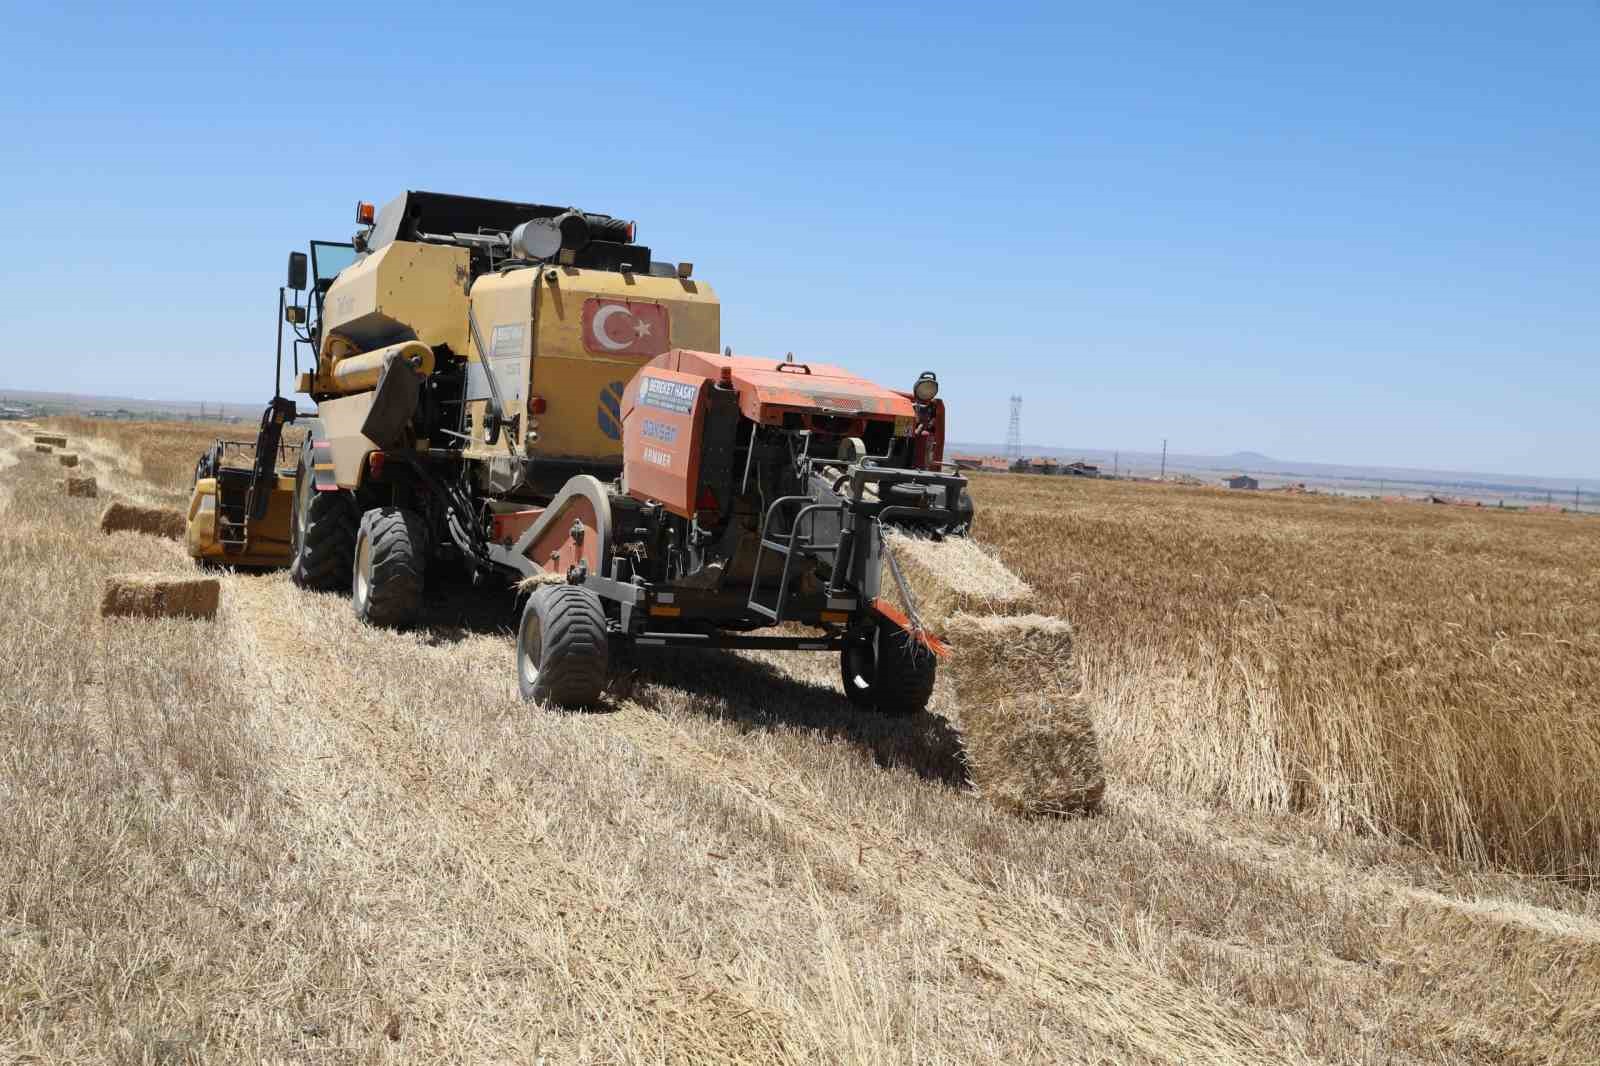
left=223, top=190, right=974, bottom=712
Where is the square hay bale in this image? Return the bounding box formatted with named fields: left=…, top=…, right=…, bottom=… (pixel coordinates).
left=100, top=501, right=187, bottom=540
left=947, top=613, right=1105, bottom=816
left=882, top=531, right=1032, bottom=630
left=101, top=574, right=220, bottom=620
left=58, top=452, right=79, bottom=467
left=65, top=476, right=99, bottom=498
left=34, top=444, right=53, bottom=454
left=33, top=434, right=67, bottom=448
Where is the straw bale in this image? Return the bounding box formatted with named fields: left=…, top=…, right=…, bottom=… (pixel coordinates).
left=65, top=476, right=98, bottom=498
left=34, top=444, right=52, bottom=454
left=947, top=612, right=1105, bottom=816
left=58, top=452, right=79, bottom=467
left=517, top=570, right=570, bottom=592
left=883, top=531, right=1032, bottom=629
left=33, top=434, right=67, bottom=448
left=100, top=501, right=187, bottom=540
left=100, top=574, right=220, bottom=620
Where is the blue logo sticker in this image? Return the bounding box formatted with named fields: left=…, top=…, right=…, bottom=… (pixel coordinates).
left=597, top=380, right=626, bottom=441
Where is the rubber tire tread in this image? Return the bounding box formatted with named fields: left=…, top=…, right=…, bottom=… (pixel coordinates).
left=290, top=457, right=357, bottom=591
left=354, top=507, right=426, bottom=628
left=839, top=641, right=878, bottom=708
left=520, top=585, right=609, bottom=708
left=872, top=621, right=937, bottom=717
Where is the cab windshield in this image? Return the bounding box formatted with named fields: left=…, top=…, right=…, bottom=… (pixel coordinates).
left=310, top=241, right=357, bottom=291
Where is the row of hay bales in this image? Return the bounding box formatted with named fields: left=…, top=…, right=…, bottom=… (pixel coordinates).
left=886, top=532, right=1106, bottom=817
left=33, top=429, right=221, bottom=621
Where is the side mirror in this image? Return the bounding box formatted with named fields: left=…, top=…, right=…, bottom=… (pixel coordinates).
left=285, top=305, right=306, bottom=325
left=287, top=251, right=308, bottom=291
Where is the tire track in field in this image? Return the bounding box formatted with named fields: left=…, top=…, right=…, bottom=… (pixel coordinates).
left=223, top=574, right=806, bottom=1063
left=600, top=705, right=1309, bottom=1066
left=219, top=569, right=1598, bottom=1063
left=224, top=574, right=1247, bottom=1063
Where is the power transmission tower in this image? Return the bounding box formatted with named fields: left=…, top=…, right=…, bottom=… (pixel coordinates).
left=1005, top=396, right=1022, bottom=460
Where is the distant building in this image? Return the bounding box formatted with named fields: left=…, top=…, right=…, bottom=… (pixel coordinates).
left=1223, top=474, right=1259, bottom=490
left=1063, top=461, right=1101, bottom=478
left=1012, top=457, right=1059, bottom=475
left=949, top=454, right=1011, bottom=473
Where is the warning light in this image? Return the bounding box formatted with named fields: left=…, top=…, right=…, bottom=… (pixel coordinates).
left=367, top=451, right=386, bottom=479
left=356, top=200, right=375, bottom=225
left=626, top=220, right=637, bottom=242
left=528, top=394, right=547, bottom=415
left=695, top=485, right=719, bottom=512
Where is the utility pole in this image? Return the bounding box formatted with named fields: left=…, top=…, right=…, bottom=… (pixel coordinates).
left=1159, top=439, right=1167, bottom=480
left=1113, top=451, right=1119, bottom=479
left=1005, top=396, right=1023, bottom=462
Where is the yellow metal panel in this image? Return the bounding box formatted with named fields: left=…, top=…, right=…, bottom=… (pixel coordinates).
left=461, top=270, right=536, bottom=459
left=318, top=392, right=378, bottom=488
left=528, top=268, right=719, bottom=463
left=319, top=241, right=470, bottom=362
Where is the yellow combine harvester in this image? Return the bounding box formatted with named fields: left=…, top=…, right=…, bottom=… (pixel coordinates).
left=190, top=190, right=969, bottom=709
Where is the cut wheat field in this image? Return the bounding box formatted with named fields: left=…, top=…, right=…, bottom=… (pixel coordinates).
left=2, top=418, right=1597, bottom=1064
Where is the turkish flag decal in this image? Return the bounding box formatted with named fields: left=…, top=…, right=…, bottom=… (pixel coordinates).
left=581, top=299, right=670, bottom=357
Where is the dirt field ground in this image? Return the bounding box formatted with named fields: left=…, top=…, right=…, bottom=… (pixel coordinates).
left=2, top=420, right=1597, bottom=1064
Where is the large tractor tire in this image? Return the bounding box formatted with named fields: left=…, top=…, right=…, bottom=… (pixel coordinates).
left=289, top=441, right=357, bottom=591
left=518, top=584, right=609, bottom=708
left=351, top=507, right=426, bottom=628
left=840, top=619, right=937, bottom=717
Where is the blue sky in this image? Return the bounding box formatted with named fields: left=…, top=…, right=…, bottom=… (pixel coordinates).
left=1, top=2, right=1595, bottom=476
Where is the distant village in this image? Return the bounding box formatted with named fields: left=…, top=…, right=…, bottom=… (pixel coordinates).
left=950, top=452, right=1260, bottom=491
left=0, top=394, right=246, bottom=424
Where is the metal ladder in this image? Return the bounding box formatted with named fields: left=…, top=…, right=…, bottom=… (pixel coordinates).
left=215, top=471, right=252, bottom=554
left=746, top=495, right=845, bottom=622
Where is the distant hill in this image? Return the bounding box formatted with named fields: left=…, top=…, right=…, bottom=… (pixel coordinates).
left=948, top=440, right=1600, bottom=506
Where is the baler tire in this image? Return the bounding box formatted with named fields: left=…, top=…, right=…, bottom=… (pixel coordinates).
left=840, top=639, right=879, bottom=709
left=519, top=585, right=609, bottom=708
left=352, top=507, right=426, bottom=628
left=840, top=620, right=937, bottom=717
left=289, top=460, right=357, bottom=591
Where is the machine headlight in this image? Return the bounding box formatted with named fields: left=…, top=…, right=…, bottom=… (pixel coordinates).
left=913, top=371, right=939, bottom=403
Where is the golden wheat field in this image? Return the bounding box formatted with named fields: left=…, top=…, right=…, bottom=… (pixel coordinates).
left=2, top=417, right=1598, bottom=1064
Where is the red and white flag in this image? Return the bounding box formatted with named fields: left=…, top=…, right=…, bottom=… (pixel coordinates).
left=581, top=299, right=670, bottom=357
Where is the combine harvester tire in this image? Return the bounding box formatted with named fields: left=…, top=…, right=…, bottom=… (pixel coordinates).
left=518, top=585, right=609, bottom=708
left=352, top=508, right=426, bottom=627
left=289, top=470, right=357, bottom=591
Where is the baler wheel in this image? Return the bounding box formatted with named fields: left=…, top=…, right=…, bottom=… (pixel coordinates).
left=352, top=507, right=426, bottom=628
left=518, top=585, right=609, bottom=708
left=840, top=619, right=937, bottom=717
left=289, top=450, right=357, bottom=591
